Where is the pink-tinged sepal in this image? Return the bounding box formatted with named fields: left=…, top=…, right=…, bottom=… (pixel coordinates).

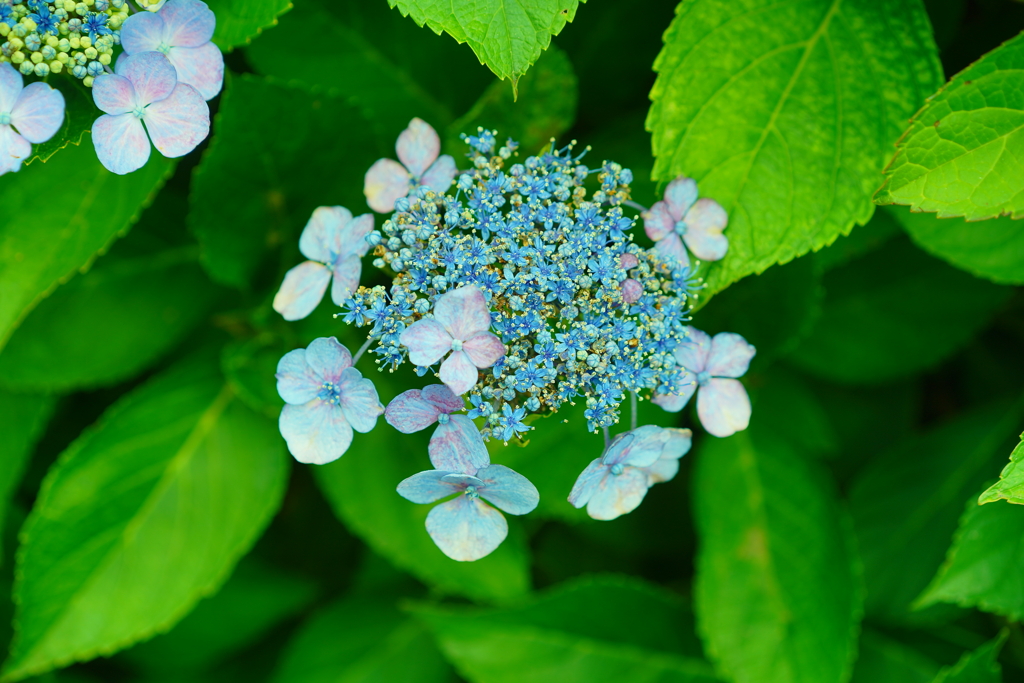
left=337, top=367, right=383, bottom=433
left=463, top=333, right=505, bottom=368
left=428, top=414, right=489, bottom=472
left=397, top=117, right=441, bottom=178
left=273, top=261, right=332, bottom=321
left=683, top=198, right=729, bottom=261
left=706, top=332, right=756, bottom=378
left=10, top=83, right=64, bottom=143
left=400, top=318, right=452, bottom=367
left=425, top=495, right=508, bottom=562
left=275, top=348, right=321, bottom=405
left=143, top=82, right=209, bottom=158
left=279, top=400, right=354, bottom=465
left=697, top=378, right=751, bottom=437
left=474, top=464, right=539, bottom=515
left=421, top=154, right=458, bottom=193
left=439, top=349, right=478, bottom=395
left=386, top=389, right=442, bottom=433
left=433, top=285, right=492, bottom=341
left=644, top=201, right=675, bottom=241
left=304, top=337, right=352, bottom=383
left=92, top=113, right=151, bottom=175
left=663, top=176, right=698, bottom=219
left=364, top=158, right=411, bottom=213
left=396, top=470, right=461, bottom=504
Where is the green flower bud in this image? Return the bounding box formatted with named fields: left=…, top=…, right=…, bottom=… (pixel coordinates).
left=56, top=52, right=69, bottom=64
left=49, top=59, right=63, bottom=73
left=83, top=75, right=93, bottom=87
left=58, top=38, right=70, bottom=52
left=33, top=61, right=49, bottom=77
left=98, top=52, right=110, bottom=65
left=18, top=60, right=32, bottom=75
left=46, top=35, right=58, bottom=47
left=30, top=51, right=43, bottom=64
left=69, top=36, right=80, bottom=48
left=8, top=37, right=23, bottom=50
left=79, top=36, right=91, bottom=48
left=21, top=18, right=37, bottom=32
left=63, top=0, right=76, bottom=11
left=10, top=50, right=24, bottom=64
left=84, top=46, right=96, bottom=59
left=0, top=24, right=9, bottom=38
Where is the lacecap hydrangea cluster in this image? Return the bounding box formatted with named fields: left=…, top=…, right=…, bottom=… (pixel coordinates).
left=272, top=119, right=757, bottom=561
left=0, top=0, right=222, bottom=176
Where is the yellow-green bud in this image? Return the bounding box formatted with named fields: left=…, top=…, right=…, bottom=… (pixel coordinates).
left=98, top=52, right=110, bottom=65
left=56, top=52, right=69, bottom=64
left=83, top=75, right=93, bottom=87
left=21, top=18, right=37, bottom=32
left=0, top=24, right=9, bottom=37
left=8, top=37, right=23, bottom=50
left=30, top=51, right=43, bottom=64
left=50, top=60, right=63, bottom=73
left=84, top=46, right=96, bottom=59
left=46, top=35, right=58, bottom=47
left=63, top=0, right=76, bottom=11
left=58, top=38, right=70, bottom=52
left=69, top=36, right=80, bottom=48
left=11, top=51, right=25, bottom=64
left=33, top=62, right=49, bottom=77
left=80, top=36, right=91, bottom=48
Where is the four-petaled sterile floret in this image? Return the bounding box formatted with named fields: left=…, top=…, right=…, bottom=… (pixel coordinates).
left=364, top=117, right=458, bottom=213
left=644, top=176, right=729, bottom=271
left=0, top=60, right=64, bottom=176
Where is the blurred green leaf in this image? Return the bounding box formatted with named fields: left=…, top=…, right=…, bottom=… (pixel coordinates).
left=0, top=392, right=55, bottom=567
left=693, top=428, right=861, bottom=683
left=891, top=205, right=1024, bottom=285
left=0, top=247, right=221, bottom=392
left=929, top=633, right=1006, bottom=683
left=815, top=208, right=903, bottom=272
left=876, top=31, right=1024, bottom=221
left=787, top=239, right=1011, bottom=384
left=446, top=45, right=578, bottom=155
left=23, top=79, right=94, bottom=167
left=0, top=143, right=173, bottom=353
left=648, top=0, right=943, bottom=296
left=979, top=434, right=1024, bottom=505
left=849, top=399, right=1024, bottom=624
left=222, top=335, right=286, bottom=419
left=917, top=488, right=1024, bottom=619
left=850, top=630, right=941, bottom=683
left=272, top=596, right=452, bottom=683
left=208, top=0, right=292, bottom=49
left=3, top=354, right=289, bottom=681
left=314, top=369, right=530, bottom=603
left=749, top=370, right=839, bottom=459
left=415, top=575, right=719, bottom=683
left=386, top=0, right=584, bottom=91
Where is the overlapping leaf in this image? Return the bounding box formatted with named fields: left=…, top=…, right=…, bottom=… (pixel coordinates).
left=929, top=634, right=1005, bottom=683
left=208, top=0, right=293, bottom=49
left=979, top=434, right=1024, bottom=505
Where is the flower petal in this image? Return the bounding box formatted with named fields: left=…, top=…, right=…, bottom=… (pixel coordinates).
left=675, top=327, right=712, bottom=373
left=0, top=63, right=24, bottom=114
left=662, top=427, right=693, bottom=460
left=119, top=51, right=176, bottom=106
left=0, top=125, right=31, bottom=175
left=599, top=432, right=635, bottom=467
left=397, top=117, right=440, bottom=178
left=683, top=198, right=729, bottom=261
left=567, top=458, right=607, bottom=509
left=272, top=260, right=331, bottom=321
left=644, top=458, right=680, bottom=485
left=330, top=255, right=362, bottom=306
left=92, top=113, right=151, bottom=175
left=337, top=366, right=382, bottom=433
left=279, top=400, right=353, bottom=465
left=167, top=42, right=224, bottom=100
left=706, top=332, right=757, bottom=378
left=10, top=83, right=64, bottom=143
left=586, top=467, right=650, bottom=521
left=615, top=425, right=670, bottom=468
left=428, top=414, right=490, bottom=472
left=397, top=469, right=461, bottom=504
left=654, top=233, right=690, bottom=270
left=697, top=378, right=752, bottom=438
left=299, top=206, right=351, bottom=263
left=420, top=154, right=457, bottom=193
left=652, top=382, right=697, bottom=413
left=422, top=384, right=463, bottom=413
left=439, top=349, right=478, bottom=396
left=663, top=176, right=698, bottom=220
left=364, top=158, right=411, bottom=213
left=275, top=348, right=321, bottom=405
left=400, top=318, right=451, bottom=367
left=463, top=332, right=505, bottom=368
left=119, top=10, right=165, bottom=53
left=305, top=336, right=352, bottom=383
left=143, top=82, right=209, bottom=158
left=92, top=73, right=136, bottom=115
left=643, top=201, right=674, bottom=242
left=385, top=389, right=440, bottom=433
left=441, top=473, right=484, bottom=487
left=425, top=495, right=508, bottom=562
left=434, top=285, right=491, bottom=340
left=159, top=0, right=216, bottom=47
left=475, top=464, right=539, bottom=515
left=337, top=212, right=374, bottom=259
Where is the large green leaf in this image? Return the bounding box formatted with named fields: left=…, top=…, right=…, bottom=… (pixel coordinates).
left=23, top=79, right=94, bottom=166
left=786, top=238, right=1011, bottom=384
left=929, top=634, right=1005, bottom=683
left=748, top=369, right=839, bottom=460
left=876, top=31, right=1024, bottom=221
left=386, top=0, right=585, bottom=91
left=849, top=630, right=940, bottom=683
left=415, top=575, right=720, bottom=683
left=0, top=143, right=173, bottom=352
left=849, top=400, right=1024, bottom=624
left=979, top=433, right=1024, bottom=505
left=272, top=596, right=451, bottom=683
left=916, top=490, right=1024, bottom=620
left=814, top=206, right=903, bottom=272
left=891, top=205, right=1024, bottom=285
left=0, top=247, right=221, bottom=392
left=208, top=0, right=293, bottom=49
left=190, top=75, right=384, bottom=288
left=2, top=355, right=289, bottom=681
left=693, top=429, right=861, bottom=683
left=648, top=0, right=943, bottom=296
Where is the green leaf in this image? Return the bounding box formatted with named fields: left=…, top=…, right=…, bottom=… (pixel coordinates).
left=2, top=354, right=289, bottom=681
left=916, top=488, right=1024, bottom=619
left=386, top=0, right=585, bottom=91
left=414, top=575, right=720, bottom=683
left=272, top=596, right=451, bottom=683
left=786, top=238, right=1011, bottom=384
left=446, top=45, right=578, bottom=155
left=0, top=391, right=56, bottom=567
left=221, top=335, right=286, bottom=420
left=849, top=399, right=1024, bottom=624
left=647, top=0, right=943, bottom=296
left=23, top=79, right=94, bottom=166
left=190, top=75, right=384, bottom=288
left=314, top=369, right=530, bottom=603
left=208, top=0, right=293, bottom=49
left=849, top=630, right=941, bottom=683
left=979, top=433, right=1024, bottom=505
left=876, top=31, right=1024, bottom=221
left=814, top=206, right=903, bottom=272
left=748, top=369, right=839, bottom=459
left=693, top=428, right=861, bottom=683
left=120, top=558, right=318, bottom=672
left=929, top=633, right=1006, bottom=683
left=890, top=205, right=1024, bottom=285
left=0, top=143, right=174, bottom=353
left=0, top=247, right=222, bottom=392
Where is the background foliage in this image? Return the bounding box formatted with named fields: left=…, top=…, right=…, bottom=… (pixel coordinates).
left=2, top=0, right=1024, bottom=682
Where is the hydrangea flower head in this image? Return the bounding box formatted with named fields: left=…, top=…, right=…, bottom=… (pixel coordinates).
left=645, top=177, right=729, bottom=270
left=386, top=384, right=490, bottom=473
left=276, top=336, right=384, bottom=464
left=0, top=62, right=64, bottom=175
left=364, top=118, right=458, bottom=213
left=399, top=285, right=506, bottom=396
left=568, top=425, right=691, bottom=520
left=120, top=0, right=224, bottom=100
left=91, top=51, right=209, bottom=174
left=397, top=464, right=539, bottom=561
left=654, top=327, right=755, bottom=437
left=274, top=207, right=373, bottom=321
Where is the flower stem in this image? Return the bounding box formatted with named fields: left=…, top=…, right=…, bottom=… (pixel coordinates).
left=352, top=337, right=373, bottom=365
left=623, top=199, right=649, bottom=214
left=602, top=426, right=611, bottom=451
left=630, top=391, right=638, bottom=431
